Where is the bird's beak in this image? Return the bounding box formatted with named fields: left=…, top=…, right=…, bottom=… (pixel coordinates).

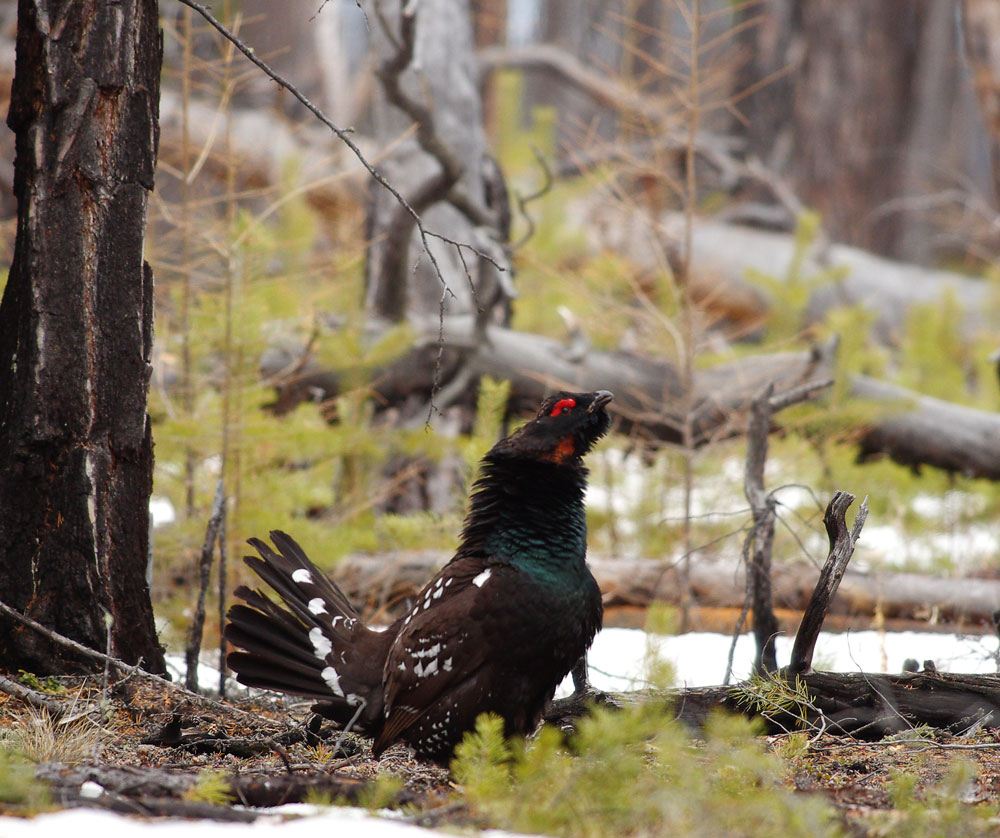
left=587, top=391, right=614, bottom=413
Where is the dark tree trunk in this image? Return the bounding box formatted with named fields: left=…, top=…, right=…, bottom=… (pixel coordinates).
left=735, top=1, right=986, bottom=263
left=963, top=0, right=1000, bottom=209
left=0, top=0, right=165, bottom=674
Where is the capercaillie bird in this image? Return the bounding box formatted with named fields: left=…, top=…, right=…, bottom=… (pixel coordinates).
left=225, top=389, right=613, bottom=764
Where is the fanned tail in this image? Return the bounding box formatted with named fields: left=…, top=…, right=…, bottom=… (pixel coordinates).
left=224, top=530, right=392, bottom=733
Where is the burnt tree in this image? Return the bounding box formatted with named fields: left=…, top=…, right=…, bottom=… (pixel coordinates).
left=0, top=0, right=165, bottom=673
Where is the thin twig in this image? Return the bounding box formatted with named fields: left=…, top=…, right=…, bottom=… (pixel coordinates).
left=218, top=491, right=229, bottom=698
left=173, top=0, right=502, bottom=313
left=185, top=478, right=227, bottom=692
left=0, top=599, right=281, bottom=724
left=511, top=145, right=554, bottom=250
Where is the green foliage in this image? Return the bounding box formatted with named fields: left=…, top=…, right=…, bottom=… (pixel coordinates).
left=451, top=706, right=841, bottom=838
left=183, top=771, right=232, bottom=806
left=733, top=671, right=814, bottom=730
left=353, top=773, right=405, bottom=811
left=0, top=749, right=52, bottom=814
left=17, top=671, right=64, bottom=695
left=880, top=762, right=996, bottom=837
left=451, top=714, right=513, bottom=802
left=460, top=376, right=512, bottom=493
left=744, top=211, right=849, bottom=342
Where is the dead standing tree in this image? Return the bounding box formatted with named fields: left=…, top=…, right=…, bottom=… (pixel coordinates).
left=0, top=0, right=166, bottom=673
left=365, top=0, right=512, bottom=331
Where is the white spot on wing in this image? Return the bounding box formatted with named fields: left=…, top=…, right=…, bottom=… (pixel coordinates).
left=411, top=643, right=441, bottom=659
left=472, top=568, right=492, bottom=588
left=292, top=569, right=312, bottom=584
left=308, top=597, right=327, bottom=615
left=414, top=658, right=439, bottom=678
left=443, top=657, right=453, bottom=672
left=309, top=627, right=332, bottom=659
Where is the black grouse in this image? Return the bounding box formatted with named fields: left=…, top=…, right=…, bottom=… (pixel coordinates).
left=225, top=389, right=613, bottom=764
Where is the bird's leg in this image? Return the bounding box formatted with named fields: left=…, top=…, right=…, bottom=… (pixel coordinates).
left=570, top=654, right=590, bottom=695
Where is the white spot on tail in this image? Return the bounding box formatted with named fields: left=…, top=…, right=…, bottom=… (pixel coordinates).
left=309, top=627, right=332, bottom=659
left=292, top=569, right=313, bottom=584
left=308, top=597, right=327, bottom=615
left=321, top=666, right=344, bottom=697
left=472, top=568, right=492, bottom=588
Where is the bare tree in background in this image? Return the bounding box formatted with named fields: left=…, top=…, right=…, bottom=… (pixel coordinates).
left=0, top=0, right=165, bottom=674
left=364, top=0, right=512, bottom=328
left=734, top=0, right=987, bottom=263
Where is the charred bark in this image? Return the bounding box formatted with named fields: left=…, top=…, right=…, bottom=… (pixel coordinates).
left=0, top=0, right=165, bottom=673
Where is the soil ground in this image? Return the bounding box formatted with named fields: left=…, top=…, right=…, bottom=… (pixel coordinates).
left=3, top=673, right=1000, bottom=834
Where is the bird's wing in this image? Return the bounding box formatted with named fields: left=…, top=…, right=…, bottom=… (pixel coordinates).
left=374, top=557, right=517, bottom=752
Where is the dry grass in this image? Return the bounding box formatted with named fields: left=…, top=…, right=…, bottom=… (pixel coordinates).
left=3, top=696, right=104, bottom=765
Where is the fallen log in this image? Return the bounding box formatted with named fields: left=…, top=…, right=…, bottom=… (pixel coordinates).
left=262, top=315, right=837, bottom=447
left=326, top=550, right=1000, bottom=634
left=35, top=761, right=419, bottom=819
left=544, top=492, right=1000, bottom=741
left=546, top=669, right=1000, bottom=740
left=259, top=315, right=1000, bottom=479
left=850, top=375, right=1000, bottom=479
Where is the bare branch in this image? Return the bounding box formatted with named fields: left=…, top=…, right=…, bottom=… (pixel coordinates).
left=743, top=383, right=779, bottom=674
left=185, top=479, right=227, bottom=691
left=787, top=492, right=869, bottom=676
left=174, top=0, right=500, bottom=314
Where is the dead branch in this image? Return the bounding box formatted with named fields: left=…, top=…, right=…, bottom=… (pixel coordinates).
left=743, top=383, right=779, bottom=674
left=0, top=675, right=70, bottom=718
left=788, top=492, right=869, bottom=676
left=174, top=0, right=488, bottom=324
left=35, top=761, right=421, bottom=820
left=185, top=479, right=226, bottom=691
left=0, top=600, right=282, bottom=724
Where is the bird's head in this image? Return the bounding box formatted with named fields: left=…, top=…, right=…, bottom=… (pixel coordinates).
left=492, top=390, right=614, bottom=464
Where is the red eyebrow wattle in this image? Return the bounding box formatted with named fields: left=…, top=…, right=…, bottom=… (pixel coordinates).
left=549, top=398, right=576, bottom=417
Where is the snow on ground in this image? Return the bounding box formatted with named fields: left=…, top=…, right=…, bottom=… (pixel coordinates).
left=0, top=803, right=527, bottom=838
left=585, top=450, right=1000, bottom=573
left=569, top=626, right=1000, bottom=696
left=7, top=626, right=1000, bottom=837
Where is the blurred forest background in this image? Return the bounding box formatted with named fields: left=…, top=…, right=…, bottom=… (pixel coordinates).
left=0, top=0, right=997, bottom=653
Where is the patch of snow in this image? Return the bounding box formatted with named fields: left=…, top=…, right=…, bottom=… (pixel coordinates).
left=149, top=496, right=176, bottom=527
left=558, top=626, right=1000, bottom=697
left=0, top=804, right=531, bottom=838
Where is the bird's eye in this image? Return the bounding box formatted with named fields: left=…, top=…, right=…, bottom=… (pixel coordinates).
left=549, top=398, right=576, bottom=417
